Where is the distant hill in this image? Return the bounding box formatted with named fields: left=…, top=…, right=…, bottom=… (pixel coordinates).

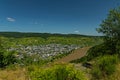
left=0, top=32, right=102, bottom=38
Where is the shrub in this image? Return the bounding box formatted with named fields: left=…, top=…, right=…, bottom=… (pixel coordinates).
left=85, top=42, right=118, bottom=61
left=91, top=55, right=119, bottom=79
left=0, top=51, right=17, bottom=68
left=116, top=41, right=120, bottom=55
left=28, top=63, right=88, bottom=80
left=70, top=56, right=87, bottom=63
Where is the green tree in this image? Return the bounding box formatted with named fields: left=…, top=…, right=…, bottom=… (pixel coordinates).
left=97, top=7, right=120, bottom=54
left=97, top=7, right=120, bottom=41
left=0, top=51, right=17, bottom=68
left=0, top=37, right=17, bottom=68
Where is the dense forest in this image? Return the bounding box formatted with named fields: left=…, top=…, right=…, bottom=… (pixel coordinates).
left=0, top=32, right=101, bottom=38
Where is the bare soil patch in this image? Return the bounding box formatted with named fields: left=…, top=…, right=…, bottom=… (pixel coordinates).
left=55, top=47, right=90, bottom=63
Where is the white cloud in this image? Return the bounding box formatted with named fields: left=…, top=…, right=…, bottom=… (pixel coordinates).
left=7, top=17, right=16, bottom=22
left=74, top=30, right=79, bottom=33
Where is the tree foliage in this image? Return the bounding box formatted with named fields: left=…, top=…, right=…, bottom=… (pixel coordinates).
left=97, top=7, right=120, bottom=41
left=97, top=7, right=120, bottom=54
left=0, top=37, right=17, bottom=68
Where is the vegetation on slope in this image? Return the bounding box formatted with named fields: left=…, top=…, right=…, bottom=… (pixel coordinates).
left=28, top=63, right=88, bottom=80
left=91, top=55, right=119, bottom=80
left=71, top=7, right=120, bottom=80
left=0, top=32, right=102, bottom=48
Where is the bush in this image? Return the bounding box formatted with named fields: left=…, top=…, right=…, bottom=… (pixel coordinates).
left=28, top=63, right=88, bottom=80
left=0, top=51, right=17, bottom=68
left=70, top=56, right=87, bottom=63
left=85, top=42, right=118, bottom=61
left=91, top=55, right=119, bottom=79
left=116, top=41, right=120, bottom=55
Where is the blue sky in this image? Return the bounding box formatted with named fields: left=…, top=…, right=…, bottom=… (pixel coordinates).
left=0, top=0, right=120, bottom=35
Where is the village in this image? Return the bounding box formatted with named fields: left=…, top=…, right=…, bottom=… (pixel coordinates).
left=8, top=44, right=81, bottom=59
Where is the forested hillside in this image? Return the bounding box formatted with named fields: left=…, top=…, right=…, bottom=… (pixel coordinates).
left=0, top=32, right=103, bottom=48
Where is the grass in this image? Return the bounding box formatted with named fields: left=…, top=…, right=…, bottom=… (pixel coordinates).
left=0, top=66, right=28, bottom=80
left=91, top=55, right=119, bottom=80
left=107, top=64, right=120, bottom=80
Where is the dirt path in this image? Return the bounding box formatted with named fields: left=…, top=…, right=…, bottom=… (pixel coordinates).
left=55, top=47, right=90, bottom=63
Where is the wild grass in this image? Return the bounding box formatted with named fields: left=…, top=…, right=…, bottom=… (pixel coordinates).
left=0, top=66, right=28, bottom=80
left=91, top=55, right=119, bottom=80
left=27, top=63, right=88, bottom=80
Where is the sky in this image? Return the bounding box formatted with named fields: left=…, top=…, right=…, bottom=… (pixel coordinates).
left=0, top=0, right=120, bottom=35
